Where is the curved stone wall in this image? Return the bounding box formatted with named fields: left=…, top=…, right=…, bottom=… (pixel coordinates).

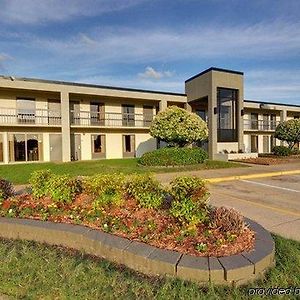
left=0, top=217, right=275, bottom=286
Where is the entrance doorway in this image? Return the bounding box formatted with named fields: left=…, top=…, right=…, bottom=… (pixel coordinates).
left=71, top=134, right=81, bottom=161
left=49, top=134, right=62, bottom=161
left=251, top=135, right=258, bottom=153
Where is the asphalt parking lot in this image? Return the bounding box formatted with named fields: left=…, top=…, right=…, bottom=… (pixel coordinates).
left=209, top=174, right=300, bottom=241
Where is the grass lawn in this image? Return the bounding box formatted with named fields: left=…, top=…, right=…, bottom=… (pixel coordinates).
left=0, top=235, right=299, bottom=299
left=0, top=159, right=245, bottom=185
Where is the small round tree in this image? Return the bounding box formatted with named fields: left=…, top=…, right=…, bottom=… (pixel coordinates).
left=274, top=119, right=300, bottom=149
left=150, top=106, right=208, bottom=147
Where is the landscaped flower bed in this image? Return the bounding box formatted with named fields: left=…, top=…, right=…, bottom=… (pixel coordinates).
left=234, top=154, right=300, bottom=165
left=0, top=171, right=254, bottom=257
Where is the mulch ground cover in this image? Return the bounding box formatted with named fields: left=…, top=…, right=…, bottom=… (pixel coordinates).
left=1, top=193, right=255, bottom=258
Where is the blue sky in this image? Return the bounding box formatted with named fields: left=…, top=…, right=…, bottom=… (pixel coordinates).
left=0, top=0, right=299, bottom=104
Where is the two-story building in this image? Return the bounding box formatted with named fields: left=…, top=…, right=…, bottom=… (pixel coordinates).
left=0, top=67, right=299, bottom=164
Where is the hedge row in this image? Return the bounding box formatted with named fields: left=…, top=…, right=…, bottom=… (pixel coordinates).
left=138, top=147, right=208, bottom=166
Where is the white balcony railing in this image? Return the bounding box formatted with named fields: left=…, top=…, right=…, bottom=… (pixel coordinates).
left=0, top=107, right=61, bottom=125
left=244, top=119, right=279, bottom=131
left=70, top=110, right=154, bottom=127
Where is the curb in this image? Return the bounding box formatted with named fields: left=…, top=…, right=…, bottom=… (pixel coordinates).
left=206, top=169, right=300, bottom=184
left=0, top=217, right=275, bottom=286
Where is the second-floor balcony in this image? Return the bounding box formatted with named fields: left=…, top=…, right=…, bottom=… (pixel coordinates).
left=0, top=107, right=61, bottom=126
left=244, top=119, right=279, bottom=131
left=70, top=110, right=154, bottom=128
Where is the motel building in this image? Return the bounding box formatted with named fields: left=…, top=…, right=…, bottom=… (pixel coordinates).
left=0, top=67, right=299, bottom=164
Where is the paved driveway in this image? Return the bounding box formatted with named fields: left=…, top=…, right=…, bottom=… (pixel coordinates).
left=209, top=174, right=300, bottom=241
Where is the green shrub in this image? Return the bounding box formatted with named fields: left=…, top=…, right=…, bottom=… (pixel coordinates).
left=83, top=174, right=125, bottom=207
left=92, top=190, right=123, bottom=209
left=274, top=119, right=300, bottom=149
left=170, top=197, right=208, bottom=225
left=46, top=175, right=82, bottom=204
left=29, top=170, right=53, bottom=199
left=0, top=178, right=14, bottom=200
left=272, top=145, right=292, bottom=156
left=149, top=106, right=208, bottom=147
left=123, top=174, right=165, bottom=209
left=138, top=147, right=208, bottom=166
left=169, top=176, right=209, bottom=225
left=169, top=176, right=208, bottom=202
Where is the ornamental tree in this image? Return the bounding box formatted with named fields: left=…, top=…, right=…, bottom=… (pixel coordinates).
left=274, top=119, right=300, bottom=149
left=150, top=106, right=208, bottom=147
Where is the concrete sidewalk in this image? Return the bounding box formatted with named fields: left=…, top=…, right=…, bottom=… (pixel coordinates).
left=155, top=161, right=300, bottom=184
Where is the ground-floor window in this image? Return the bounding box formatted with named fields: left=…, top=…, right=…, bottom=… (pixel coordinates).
left=250, top=135, right=258, bottom=153
left=9, top=133, right=43, bottom=162
left=270, top=135, right=276, bottom=152
left=92, top=134, right=106, bottom=158
left=123, top=134, right=135, bottom=157
left=0, top=135, right=3, bottom=162
left=263, top=135, right=270, bottom=153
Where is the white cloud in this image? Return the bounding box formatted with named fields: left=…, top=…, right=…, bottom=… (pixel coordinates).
left=0, top=0, right=145, bottom=24
left=1, top=18, right=300, bottom=103
left=244, top=69, right=300, bottom=103
left=138, top=66, right=174, bottom=80
left=20, top=19, right=300, bottom=65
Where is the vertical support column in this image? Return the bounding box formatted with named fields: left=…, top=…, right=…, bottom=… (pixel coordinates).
left=238, top=87, right=244, bottom=152
left=184, top=102, right=192, bottom=112
left=159, top=100, right=167, bottom=112
left=208, top=90, right=218, bottom=159
left=61, top=90, right=71, bottom=162
left=3, top=132, right=9, bottom=164
left=280, top=109, right=287, bottom=122
left=280, top=109, right=287, bottom=146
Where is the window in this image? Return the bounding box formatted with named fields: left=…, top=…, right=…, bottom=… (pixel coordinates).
left=48, top=100, right=61, bottom=125
left=92, top=135, right=105, bottom=158
left=123, top=134, right=135, bottom=157
left=217, top=88, right=238, bottom=142
left=0, top=135, right=3, bottom=162
left=270, top=114, right=277, bottom=130
left=16, top=98, right=35, bottom=124
left=270, top=135, right=276, bottom=151
left=251, top=135, right=258, bottom=153
left=90, top=102, right=105, bottom=125
left=263, top=114, right=269, bottom=130
left=9, top=133, right=43, bottom=162
left=263, top=135, right=270, bottom=153
left=143, top=105, right=153, bottom=127
left=122, top=105, right=135, bottom=126
left=196, top=109, right=207, bottom=122
left=70, top=101, right=80, bottom=125
left=251, top=113, right=258, bottom=130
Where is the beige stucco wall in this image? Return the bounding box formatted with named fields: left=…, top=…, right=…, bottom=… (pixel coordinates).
left=80, top=133, right=92, bottom=160
left=0, top=77, right=187, bottom=103
left=105, top=133, right=123, bottom=159
left=135, top=134, right=157, bottom=157
left=185, top=70, right=244, bottom=159
left=217, top=142, right=239, bottom=153
left=43, top=133, right=50, bottom=162
left=0, top=73, right=299, bottom=164
left=243, top=134, right=280, bottom=153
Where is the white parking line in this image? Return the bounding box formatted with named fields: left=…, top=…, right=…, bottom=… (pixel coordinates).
left=241, top=179, right=300, bottom=193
